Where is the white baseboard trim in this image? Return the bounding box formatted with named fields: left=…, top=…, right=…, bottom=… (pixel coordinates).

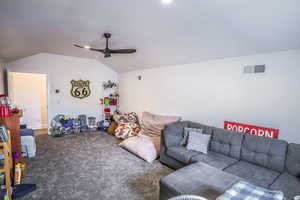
left=27, top=124, right=43, bottom=130
left=26, top=122, right=48, bottom=130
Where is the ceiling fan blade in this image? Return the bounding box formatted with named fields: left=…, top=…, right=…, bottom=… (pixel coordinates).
left=73, top=44, right=85, bottom=49
left=73, top=44, right=105, bottom=53
left=110, top=49, right=136, bottom=54
left=89, top=48, right=105, bottom=53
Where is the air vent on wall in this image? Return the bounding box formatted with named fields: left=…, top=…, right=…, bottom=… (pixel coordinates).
left=244, top=65, right=266, bottom=74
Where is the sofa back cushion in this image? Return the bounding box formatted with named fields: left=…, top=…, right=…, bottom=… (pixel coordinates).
left=210, top=128, right=244, bottom=159
left=286, top=143, right=300, bottom=177
left=163, top=121, right=189, bottom=148
left=181, top=127, right=203, bottom=146
left=241, top=134, right=288, bottom=172
left=187, top=121, right=214, bottom=135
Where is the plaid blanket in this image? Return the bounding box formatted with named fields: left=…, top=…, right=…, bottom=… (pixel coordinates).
left=217, top=181, right=284, bottom=200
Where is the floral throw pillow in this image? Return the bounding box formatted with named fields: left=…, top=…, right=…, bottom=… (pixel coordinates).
left=115, top=122, right=140, bottom=139
left=113, top=112, right=139, bottom=124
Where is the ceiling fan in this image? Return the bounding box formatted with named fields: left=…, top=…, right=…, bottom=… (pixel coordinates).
left=74, top=33, right=136, bottom=58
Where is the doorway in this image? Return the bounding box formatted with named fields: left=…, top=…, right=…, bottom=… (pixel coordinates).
left=8, top=72, right=48, bottom=131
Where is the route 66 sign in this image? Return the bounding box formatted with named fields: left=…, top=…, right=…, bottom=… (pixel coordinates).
left=70, top=80, right=91, bottom=99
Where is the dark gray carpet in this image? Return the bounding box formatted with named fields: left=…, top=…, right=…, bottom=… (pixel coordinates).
left=20, top=132, right=173, bottom=200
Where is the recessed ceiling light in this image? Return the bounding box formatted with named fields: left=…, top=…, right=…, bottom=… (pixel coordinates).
left=162, top=0, right=173, bottom=5
left=84, top=45, right=91, bottom=49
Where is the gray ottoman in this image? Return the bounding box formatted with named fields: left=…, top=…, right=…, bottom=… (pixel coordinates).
left=160, top=162, right=244, bottom=200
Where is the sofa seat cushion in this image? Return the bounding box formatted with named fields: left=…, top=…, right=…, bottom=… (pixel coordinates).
left=160, top=162, right=244, bottom=200
left=191, top=151, right=238, bottom=170
left=166, top=146, right=200, bottom=164
left=224, top=161, right=280, bottom=188
left=270, top=173, right=300, bottom=200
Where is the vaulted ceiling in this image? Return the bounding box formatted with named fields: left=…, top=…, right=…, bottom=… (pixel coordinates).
left=0, top=0, right=300, bottom=72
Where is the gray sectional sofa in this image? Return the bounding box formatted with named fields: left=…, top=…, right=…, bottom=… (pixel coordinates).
left=159, top=121, right=300, bottom=200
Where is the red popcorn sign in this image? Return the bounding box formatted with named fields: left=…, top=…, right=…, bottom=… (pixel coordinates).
left=224, top=121, right=279, bottom=139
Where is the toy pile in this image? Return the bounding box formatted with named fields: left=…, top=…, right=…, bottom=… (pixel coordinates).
left=50, top=114, right=97, bottom=137
left=100, top=93, right=119, bottom=120
left=101, top=80, right=119, bottom=120
left=102, top=80, right=117, bottom=89
left=97, top=119, right=111, bottom=131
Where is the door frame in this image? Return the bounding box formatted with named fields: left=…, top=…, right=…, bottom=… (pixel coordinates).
left=7, top=71, right=49, bottom=130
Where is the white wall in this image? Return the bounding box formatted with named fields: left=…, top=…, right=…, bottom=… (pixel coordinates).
left=7, top=53, right=118, bottom=127
left=119, top=49, right=300, bottom=143
left=10, top=72, right=48, bottom=129
left=0, top=60, right=4, bottom=94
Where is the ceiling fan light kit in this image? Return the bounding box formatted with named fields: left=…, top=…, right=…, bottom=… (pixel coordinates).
left=162, top=0, right=173, bottom=5
left=74, top=33, right=136, bottom=58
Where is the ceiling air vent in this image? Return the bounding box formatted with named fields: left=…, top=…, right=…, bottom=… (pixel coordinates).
left=244, top=65, right=265, bottom=74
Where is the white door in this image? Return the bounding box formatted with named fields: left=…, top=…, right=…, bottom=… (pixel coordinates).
left=9, top=72, right=48, bottom=129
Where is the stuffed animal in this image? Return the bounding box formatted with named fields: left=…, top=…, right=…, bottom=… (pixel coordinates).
left=103, top=80, right=117, bottom=89
left=98, top=120, right=111, bottom=131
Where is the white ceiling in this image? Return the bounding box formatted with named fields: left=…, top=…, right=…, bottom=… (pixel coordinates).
left=0, top=0, right=300, bottom=72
